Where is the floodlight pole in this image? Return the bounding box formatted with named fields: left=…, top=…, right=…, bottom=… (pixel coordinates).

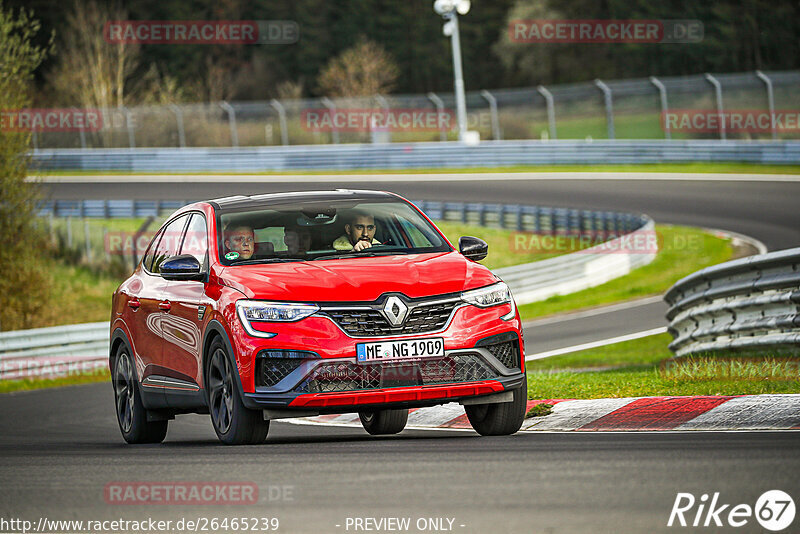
left=447, top=13, right=468, bottom=141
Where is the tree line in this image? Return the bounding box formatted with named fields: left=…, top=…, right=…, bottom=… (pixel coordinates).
left=10, top=0, right=800, bottom=104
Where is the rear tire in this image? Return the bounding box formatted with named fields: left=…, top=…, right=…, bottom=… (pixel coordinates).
left=465, top=382, right=527, bottom=436
left=358, top=408, right=408, bottom=435
left=112, top=345, right=168, bottom=444
left=206, top=337, right=270, bottom=445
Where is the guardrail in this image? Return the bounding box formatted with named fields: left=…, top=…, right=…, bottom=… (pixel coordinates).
left=6, top=201, right=655, bottom=381
left=31, top=139, right=800, bottom=171
left=0, top=322, right=109, bottom=381
left=665, top=247, right=800, bottom=357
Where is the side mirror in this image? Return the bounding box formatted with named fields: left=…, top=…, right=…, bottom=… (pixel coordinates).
left=459, top=236, right=488, bottom=262
left=160, top=254, right=204, bottom=281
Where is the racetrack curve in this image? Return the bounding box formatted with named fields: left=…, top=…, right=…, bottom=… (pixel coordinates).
left=2, top=172, right=797, bottom=532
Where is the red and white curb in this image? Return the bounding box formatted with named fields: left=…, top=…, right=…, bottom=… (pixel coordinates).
left=289, top=394, right=800, bottom=432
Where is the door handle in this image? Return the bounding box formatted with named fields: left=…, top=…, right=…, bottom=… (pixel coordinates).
left=158, top=301, right=171, bottom=311
left=128, top=298, right=141, bottom=310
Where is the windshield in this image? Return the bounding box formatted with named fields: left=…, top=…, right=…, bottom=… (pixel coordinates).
left=216, top=198, right=451, bottom=265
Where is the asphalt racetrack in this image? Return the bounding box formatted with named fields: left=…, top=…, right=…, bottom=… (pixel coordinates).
left=1, top=383, right=799, bottom=534
left=2, top=172, right=796, bottom=533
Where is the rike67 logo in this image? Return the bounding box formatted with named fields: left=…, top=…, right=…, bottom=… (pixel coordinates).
left=668, top=490, right=795, bottom=531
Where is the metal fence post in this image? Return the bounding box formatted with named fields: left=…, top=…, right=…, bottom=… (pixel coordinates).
left=536, top=85, right=557, bottom=140
left=755, top=70, right=777, bottom=141
left=103, top=228, right=110, bottom=261
left=219, top=101, right=239, bottom=147
left=594, top=79, right=615, bottom=139
left=121, top=107, right=136, bottom=149
left=84, top=219, right=92, bottom=261
left=48, top=212, right=55, bottom=246
left=649, top=76, right=671, bottom=140
left=480, top=90, right=502, bottom=140
left=321, top=97, right=339, bottom=144
left=67, top=216, right=73, bottom=248
left=427, top=92, right=448, bottom=141
left=32, top=128, right=38, bottom=151
left=373, top=95, right=392, bottom=143
left=73, top=107, right=87, bottom=149
left=270, top=99, right=289, bottom=146
left=170, top=104, right=186, bottom=148
left=704, top=73, right=726, bottom=141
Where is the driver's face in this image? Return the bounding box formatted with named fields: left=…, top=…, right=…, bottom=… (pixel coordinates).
left=346, top=216, right=376, bottom=244
left=225, top=227, right=255, bottom=259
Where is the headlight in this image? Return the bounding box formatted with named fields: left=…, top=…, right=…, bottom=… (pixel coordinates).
left=461, top=282, right=511, bottom=308
left=236, top=300, right=319, bottom=338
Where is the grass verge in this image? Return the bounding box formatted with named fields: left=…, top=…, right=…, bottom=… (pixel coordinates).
left=0, top=370, right=110, bottom=394
left=525, top=333, right=800, bottom=399
left=35, top=163, right=800, bottom=176
left=434, top=221, right=584, bottom=269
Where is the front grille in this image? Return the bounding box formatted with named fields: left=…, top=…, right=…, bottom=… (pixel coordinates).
left=323, top=300, right=459, bottom=337
left=294, top=353, right=498, bottom=393
left=485, top=340, right=521, bottom=370
left=256, top=358, right=306, bottom=387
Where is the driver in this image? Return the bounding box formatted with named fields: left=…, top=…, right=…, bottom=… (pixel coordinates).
left=224, top=224, right=255, bottom=260
left=333, top=211, right=381, bottom=252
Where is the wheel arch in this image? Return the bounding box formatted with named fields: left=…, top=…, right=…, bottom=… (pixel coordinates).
left=110, top=328, right=132, bottom=375
left=202, top=320, right=246, bottom=398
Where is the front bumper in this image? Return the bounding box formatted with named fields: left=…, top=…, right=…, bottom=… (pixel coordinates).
left=242, top=373, right=525, bottom=413
left=234, top=300, right=526, bottom=413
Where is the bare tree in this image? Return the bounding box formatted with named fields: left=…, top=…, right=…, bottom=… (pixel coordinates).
left=48, top=0, right=139, bottom=110
left=317, top=39, right=399, bottom=97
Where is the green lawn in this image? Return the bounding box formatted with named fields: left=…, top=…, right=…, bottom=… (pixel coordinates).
left=0, top=370, right=110, bottom=394
left=34, top=162, right=800, bottom=176
left=517, top=225, right=734, bottom=320
left=434, top=221, right=588, bottom=269
left=34, top=261, right=122, bottom=328
left=525, top=333, right=800, bottom=399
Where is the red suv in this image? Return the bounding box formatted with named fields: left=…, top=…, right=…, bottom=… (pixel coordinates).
left=110, top=190, right=527, bottom=444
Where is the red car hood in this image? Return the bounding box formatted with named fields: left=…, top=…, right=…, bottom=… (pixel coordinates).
left=217, top=251, right=498, bottom=302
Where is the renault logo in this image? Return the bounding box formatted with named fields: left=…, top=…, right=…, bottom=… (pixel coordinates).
left=381, top=296, right=409, bottom=326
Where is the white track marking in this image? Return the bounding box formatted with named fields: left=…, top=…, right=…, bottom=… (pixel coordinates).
left=522, top=296, right=665, bottom=328
left=525, top=327, right=668, bottom=361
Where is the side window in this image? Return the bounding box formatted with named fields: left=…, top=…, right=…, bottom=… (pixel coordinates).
left=141, top=229, right=163, bottom=272
left=151, top=215, right=189, bottom=274
left=181, top=213, right=208, bottom=265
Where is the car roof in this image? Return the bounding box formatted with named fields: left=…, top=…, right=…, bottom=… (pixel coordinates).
left=208, top=189, right=397, bottom=211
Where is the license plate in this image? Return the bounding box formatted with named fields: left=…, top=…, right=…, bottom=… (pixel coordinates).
left=356, top=337, right=445, bottom=363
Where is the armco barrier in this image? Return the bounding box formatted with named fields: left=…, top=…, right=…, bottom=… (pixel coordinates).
left=665, top=247, right=800, bottom=357
left=0, top=322, right=109, bottom=381
left=5, top=201, right=655, bottom=380
left=496, top=218, right=655, bottom=303
left=31, top=139, right=800, bottom=171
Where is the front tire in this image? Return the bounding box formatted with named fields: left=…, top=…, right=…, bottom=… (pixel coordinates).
left=112, top=345, right=168, bottom=444
left=465, top=382, right=527, bottom=436
left=358, top=408, right=408, bottom=435
left=206, top=337, right=270, bottom=445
